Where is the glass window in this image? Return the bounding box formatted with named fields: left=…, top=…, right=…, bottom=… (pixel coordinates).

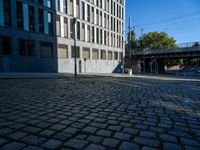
left=40, top=42, right=53, bottom=58
left=29, top=5, right=35, bottom=31
left=16, top=1, right=23, bottom=29
left=58, top=44, right=68, bottom=58
left=71, top=46, right=80, bottom=58
left=63, top=0, right=67, bottom=14
left=92, top=49, right=99, bottom=60
left=0, top=36, right=12, bottom=55
left=101, top=50, right=106, bottom=60
left=48, top=12, right=53, bottom=35
left=38, top=9, right=44, bottom=33
left=3, top=0, right=11, bottom=26
left=56, top=15, right=61, bottom=36
left=19, top=39, right=35, bottom=56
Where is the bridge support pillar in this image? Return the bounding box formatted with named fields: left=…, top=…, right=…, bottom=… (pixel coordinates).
left=157, top=59, right=165, bottom=73
left=183, top=58, right=190, bottom=66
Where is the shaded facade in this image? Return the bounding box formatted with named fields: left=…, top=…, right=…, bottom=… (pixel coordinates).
left=0, top=0, right=125, bottom=73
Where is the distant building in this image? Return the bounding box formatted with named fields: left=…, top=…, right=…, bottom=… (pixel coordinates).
left=0, top=0, right=125, bottom=73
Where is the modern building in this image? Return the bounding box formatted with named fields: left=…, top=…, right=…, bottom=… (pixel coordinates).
left=0, top=0, right=125, bottom=73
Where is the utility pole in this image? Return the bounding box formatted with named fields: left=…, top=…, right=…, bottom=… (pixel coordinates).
left=128, top=16, right=132, bottom=54
left=141, top=28, right=145, bottom=73
left=73, top=18, right=77, bottom=78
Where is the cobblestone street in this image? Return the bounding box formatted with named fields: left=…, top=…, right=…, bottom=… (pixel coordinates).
left=0, top=76, right=200, bottom=150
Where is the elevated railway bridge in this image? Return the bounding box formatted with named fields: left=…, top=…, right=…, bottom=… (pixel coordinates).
left=128, top=42, right=200, bottom=73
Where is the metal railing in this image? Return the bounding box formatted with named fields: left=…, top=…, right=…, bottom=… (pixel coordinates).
left=131, top=41, right=200, bottom=55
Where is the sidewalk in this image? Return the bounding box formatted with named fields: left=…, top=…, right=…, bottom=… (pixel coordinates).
left=0, top=72, right=200, bottom=82
left=0, top=72, right=74, bottom=79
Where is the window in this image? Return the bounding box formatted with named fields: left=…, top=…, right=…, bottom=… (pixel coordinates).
left=92, top=26, right=94, bottom=43
left=91, top=7, right=94, bottom=23
left=38, top=0, right=43, bottom=5
left=38, top=9, right=44, bottom=33
left=81, top=2, right=85, bottom=20
left=58, top=44, right=68, bottom=58
left=70, top=19, right=74, bottom=38
left=57, top=0, right=60, bottom=11
left=41, top=42, right=53, bottom=58
left=64, top=18, right=68, bottom=38
left=96, top=9, right=99, bottom=25
left=82, top=23, right=85, bottom=41
left=101, top=50, right=106, bottom=60
left=96, top=28, right=99, bottom=44
left=3, top=0, right=11, bottom=26
left=76, top=0, right=80, bottom=18
left=69, top=0, right=73, bottom=15
left=104, top=31, right=106, bottom=45
left=16, top=1, right=23, bottom=29
left=114, top=52, right=118, bottom=60
left=119, top=52, right=122, bottom=60
left=19, top=39, right=35, bottom=56
left=56, top=15, right=61, bottom=36
left=48, top=12, right=53, bottom=35
left=100, top=29, right=102, bottom=44
left=87, top=25, right=90, bottom=42
left=0, top=36, right=12, bottom=55
left=87, top=4, right=90, bottom=22
left=92, top=49, right=99, bottom=60
left=47, top=0, right=52, bottom=8
left=83, top=47, right=90, bottom=59
left=108, top=51, right=112, bottom=60
left=71, top=46, right=80, bottom=58
left=63, top=0, right=67, bottom=14
left=77, top=21, right=80, bottom=40
left=100, top=11, right=102, bottom=27
left=29, top=5, right=35, bottom=31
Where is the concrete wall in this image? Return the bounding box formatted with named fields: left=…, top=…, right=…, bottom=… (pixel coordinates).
left=58, top=59, right=121, bottom=73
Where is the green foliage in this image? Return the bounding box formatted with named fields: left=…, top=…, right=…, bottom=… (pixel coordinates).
left=189, top=58, right=200, bottom=66
left=139, top=32, right=176, bottom=49
left=165, top=59, right=184, bottom=67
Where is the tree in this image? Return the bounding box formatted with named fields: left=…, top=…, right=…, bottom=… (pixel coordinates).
left=138, top=32, right=176, bottom=49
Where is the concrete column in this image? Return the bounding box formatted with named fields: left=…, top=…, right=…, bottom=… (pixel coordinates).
left=94, top=7, right=96, bottom=24
left=60, top=16, right=64, bottom=37
left=68, top=18, right=70, bottom=38
left=102, top=30, right=104, bottom=45
left=73, top=0, right=76, bottom=17
left=80, top=46, right=83, bottom=60
left=60, top=0, right=64, bottom=13
left=23, top=4, right=29, bottom=31
left=157, top=59, right=165, bottom=73
left=89, top=47, right=92, bottom=60
left=94, top=27, right=96, bottom=43
left=0, top=0, right=4, bottom=26
left=85, top=24, right=88, bottom=42
left=85, top=2, right=87, bottom=21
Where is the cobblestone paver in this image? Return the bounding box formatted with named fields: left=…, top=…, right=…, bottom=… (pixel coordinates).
left=0, top=76, right=200, bottom=149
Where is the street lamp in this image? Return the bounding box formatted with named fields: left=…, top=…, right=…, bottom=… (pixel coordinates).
left=72, top=17, right=77, bottom=77
left=143, top=49, right=145, bottom=73
left=122, top=31, right=125, bottom=75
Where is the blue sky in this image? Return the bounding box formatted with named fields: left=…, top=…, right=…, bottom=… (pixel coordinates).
left=125, top=0, right=200, bottom=43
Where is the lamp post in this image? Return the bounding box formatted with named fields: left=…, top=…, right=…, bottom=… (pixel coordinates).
left=143, top=49, right=145, bottom=73
left=72, top=18, right=77, bottom=77
left=122, top=31, right=125, bottom=75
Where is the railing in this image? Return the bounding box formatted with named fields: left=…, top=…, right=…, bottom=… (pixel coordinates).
left=176, top=41, right=200, bottom=48
left=131, top=41, right=200, bottom=55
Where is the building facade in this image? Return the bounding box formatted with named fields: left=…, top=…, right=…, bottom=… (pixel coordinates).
left=0, top=0, right=125, bottom=73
